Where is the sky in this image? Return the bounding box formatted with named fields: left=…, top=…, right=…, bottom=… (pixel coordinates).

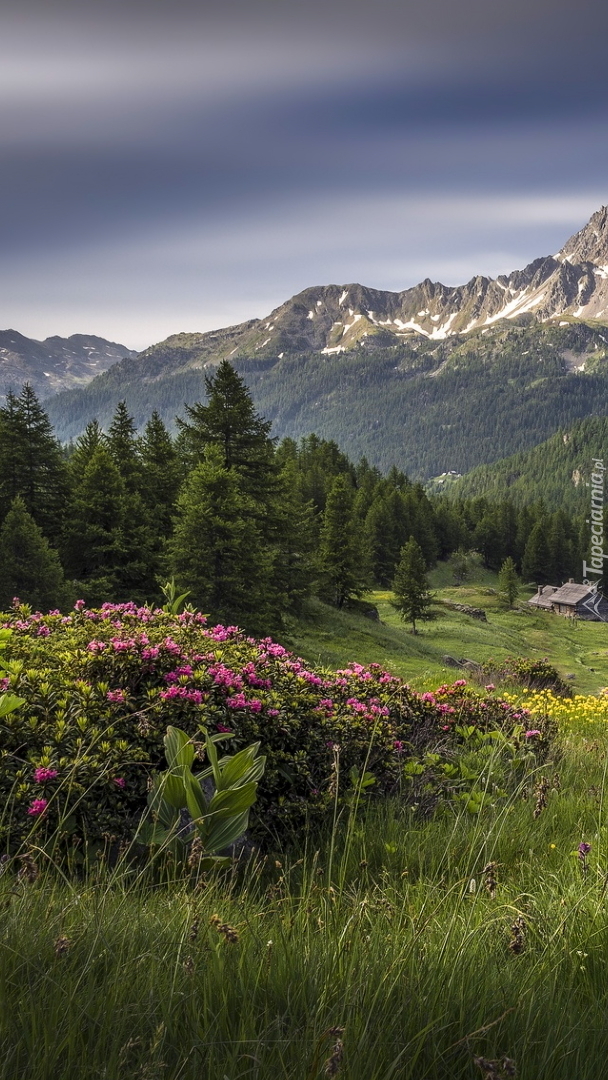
left=2, top=0, right=608, bottom=350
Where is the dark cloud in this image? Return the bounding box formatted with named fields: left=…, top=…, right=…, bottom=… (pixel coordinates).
left=0, top=0, right=607, bottom=345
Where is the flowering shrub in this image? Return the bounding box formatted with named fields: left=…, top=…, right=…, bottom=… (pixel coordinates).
left=0, top=601, right=549, bottom=852
left=481, top=656, right=572, bottom=697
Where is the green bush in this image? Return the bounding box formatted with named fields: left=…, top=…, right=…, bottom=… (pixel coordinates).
left=0, top=602, right=550, bottom=855
left=481, top=655, right=573, bottom=696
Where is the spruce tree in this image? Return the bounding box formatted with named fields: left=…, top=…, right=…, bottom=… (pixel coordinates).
left=392, top=537, right=432, bottom=633
left=107, top=401, right=141, bottom=493
left=498, top=556, right=519, bottom=607
left=167, top=446, right=271, bottom=631
left=176, top=361, right=276, bottom=502
left=521, top=521, right=551, bottom=585
left=0, top=497, right=70, bottom=611
left=67, top=420, right=106, bottom=487
left=62, top=446, right=127, bottom=604
left=0, top=384, right=68, bottom=540
left=318, top=475, right=367, bottom=608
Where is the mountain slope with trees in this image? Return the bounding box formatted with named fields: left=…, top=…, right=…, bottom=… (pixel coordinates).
left=45, top=319, right=608, bottom=478
left=447, top=414, right=608, bottom=512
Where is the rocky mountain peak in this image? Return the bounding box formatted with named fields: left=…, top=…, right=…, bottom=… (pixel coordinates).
left=558, top=205, right=608, bottom=266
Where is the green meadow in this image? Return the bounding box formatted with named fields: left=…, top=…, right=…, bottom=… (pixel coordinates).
left=283, top=564, right=608, bottom=695
left=4, top=568, right=608, bottom=1079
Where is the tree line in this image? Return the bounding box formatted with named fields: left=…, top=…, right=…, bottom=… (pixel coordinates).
left=0, top=363, right=595, bottom=630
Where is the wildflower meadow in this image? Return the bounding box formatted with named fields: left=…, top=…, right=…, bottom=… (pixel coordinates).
left=2, top=600, right=608, bottom=1079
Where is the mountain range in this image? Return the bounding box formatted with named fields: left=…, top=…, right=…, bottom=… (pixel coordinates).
left=0, top=331, right=137, bottom=400
left=5, top=204, right=608, bottom=482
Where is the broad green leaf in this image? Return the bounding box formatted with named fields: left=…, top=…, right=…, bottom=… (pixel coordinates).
left=216, top=743, right=263, bottom=791
left=0, top=693, right=24, bottom=717
left=156, top=769, right=187, bottom=809
left=208, top=782, right=258, bottom=818
left=184, top=770, right=207, bottom=821
left=198, top=855, right=232, bottom=871
left=137, top=822, right=174, bottom=846
left=164, top=726, right=195, bottom=769
left=204, top=731, right=221, bottom=787
left=204, top=809, right=250, bottom=853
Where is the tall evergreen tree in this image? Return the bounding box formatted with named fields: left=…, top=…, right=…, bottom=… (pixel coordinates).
left=62, top=446, right=127, bottom=604
left=498, top=556, right=519, bottom=607
left=0, top=497, right=70, bottom=611
left=521, top=521, right=551, bottom=585
left=0, top=385, right=67, bottom=540
left=107, top=401, right=141, bottom=493
left=176, top=361, right=276, bottom=502
left=318, top=476, right=368, bottom=608
left=138, top=411, right=183, bottom=540
left=392, top=537, right=432, bottom=633
left=167, top=446, right=271, bottom=630
left=67, top=420, right=106, bottom=487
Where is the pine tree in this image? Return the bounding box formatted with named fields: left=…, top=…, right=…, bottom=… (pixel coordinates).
left=67, top=420, right=106, bottom=487
left=498, top=556, right=519, bottom=607
left=176, top=361, right=276, bottom=501
left=392, top=536, right=432, bottom=633
left=138, top=411, right=183, bottom=529
left=167, top=446, right=272, bottom=631
left=521, top=521, right=551, bottom=585
left=0, top=497, right=71, bottom=611
left=62, top=446, right=127, bottom=604
left=107, top=401, right=141, bottom=493
left=0, top=385, right=68, bottom=540
left=318, top=476, right=368, bottom=608
left=271, top=459, right=316, bottom=613
left=473, top=511, right=503, bottom=570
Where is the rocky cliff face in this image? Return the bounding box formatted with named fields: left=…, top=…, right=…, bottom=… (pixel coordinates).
left=0, top=331, right=137, bottom=400
left=133, top=205, right=608, bottom=366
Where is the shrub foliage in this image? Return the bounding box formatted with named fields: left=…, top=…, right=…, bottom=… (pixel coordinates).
left=0, top=602, right=551, bottom=853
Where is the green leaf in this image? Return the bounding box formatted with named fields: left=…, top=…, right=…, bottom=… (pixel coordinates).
left=183, top=770, right=207, bottom=822
left=164, top=726, right=195, bottom=769
left=205, top=731, right=221, bottom=787
left=204, top=809, right=250, bottom=853
left=215, top=742, right=262, bottom=791
left=198, top=855, right=232, bottom=871
left=155, top=768, right=187, bottom=810
left=208, top=782, right=258, bottom=819
left=0, top=693, right=24, bottom=717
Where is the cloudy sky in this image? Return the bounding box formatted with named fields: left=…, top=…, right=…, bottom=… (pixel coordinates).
left=2, top=0, right=608, bottom=349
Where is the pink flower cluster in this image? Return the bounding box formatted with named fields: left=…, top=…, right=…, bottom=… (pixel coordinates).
left=28, top=798, right=48, bottom=816
left=224, top=692, right=262, bottom=711
left=159, top=686, right=204, bottom=705
left=106, top=689, right=126, bottom=704
left=34, top=767, right=58, bottom=783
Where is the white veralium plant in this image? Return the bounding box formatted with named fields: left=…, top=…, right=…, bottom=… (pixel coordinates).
left=138, top=726, right=265, bottom=869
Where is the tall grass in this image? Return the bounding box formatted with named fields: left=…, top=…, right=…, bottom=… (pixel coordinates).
left=2, top=727, right=608, bottom=1079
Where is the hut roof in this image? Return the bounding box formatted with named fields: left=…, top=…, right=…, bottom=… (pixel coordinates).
left=528, top=586, right=558, bottom=609
left=549, top=582, right=596, bottom=606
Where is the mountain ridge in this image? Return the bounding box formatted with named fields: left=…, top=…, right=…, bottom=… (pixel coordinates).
left=0, top=330, right=137, bottom=400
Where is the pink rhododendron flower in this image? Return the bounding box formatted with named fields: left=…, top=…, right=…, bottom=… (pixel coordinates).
left=525, top=729, right=541, bottom=738
left=28, top=798, right=48, bottom=816
left=106, top=689, right=126, bottom=704
left=34, top=767, right=58, bottom=783
left=113, top=777, right=126, bottom=789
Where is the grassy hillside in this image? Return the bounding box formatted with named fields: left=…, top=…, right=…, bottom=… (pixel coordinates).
left=281, top=565, right=608, bottom=694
